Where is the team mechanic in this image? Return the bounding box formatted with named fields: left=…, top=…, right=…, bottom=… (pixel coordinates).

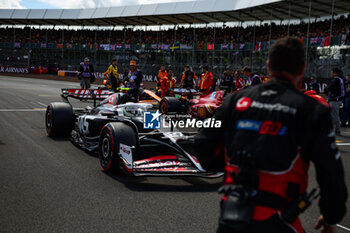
left=194, top=37, right=347, bottom=233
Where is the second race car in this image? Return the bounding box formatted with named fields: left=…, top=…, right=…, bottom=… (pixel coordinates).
left=159, top=88, right=225, bottom=119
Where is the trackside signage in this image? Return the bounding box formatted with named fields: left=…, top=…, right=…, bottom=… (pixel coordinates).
left=0, top=66, right=29, bottom=74
left=143, top=111, right=221, bottom=129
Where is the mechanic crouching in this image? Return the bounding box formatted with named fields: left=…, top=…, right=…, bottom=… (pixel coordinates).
left=123, top=60, right=143, bottom=102
left=194, top=37, right=347, bottom=233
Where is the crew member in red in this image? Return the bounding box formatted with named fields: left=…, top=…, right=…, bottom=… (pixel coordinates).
left=194, top=37, right=347, bottom=233
left=234, top=69, right=245, bottom=91
left=198, top=65, right=214, bottom=93
left=157, top=64, right=167, bottom=96
left=160, top=68, right=176, bottom=97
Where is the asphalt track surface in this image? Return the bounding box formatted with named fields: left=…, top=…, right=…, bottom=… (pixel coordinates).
left=0, top=75, right=349, bottom=233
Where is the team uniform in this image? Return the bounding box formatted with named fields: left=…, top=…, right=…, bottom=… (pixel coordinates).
left=220, top=74, right=235, bottom=94
left=248, top=73, right=262, bottom=86
left=123, top=70, right=143, bottom=101
left=181, top=70, right=197, bottom=89
left=194, top=77, right=347, bottom=233
left=198, top=71, right=214, bottom=93
left=235, top=78, right=246, bottom=91
left=308, top=80, right=321, bottom=95
left=157, top=70, right=167, bottom=95
left=160, top=75, right=176, bottom=97
left=78, top=62, right=94, bottom=89
left=107, top=64, right=120, bottom=92
left=326, top=76, right=345, bottom=132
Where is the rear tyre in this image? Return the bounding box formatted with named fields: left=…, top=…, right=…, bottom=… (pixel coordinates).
left=159, top=97, right=182, bottom=114
left=98, top=122, right=138, bottom=174
left=46, top=102, right=74, bottom=137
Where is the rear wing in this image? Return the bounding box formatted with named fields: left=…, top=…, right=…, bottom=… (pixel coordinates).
left=61, top=89, right=113, bottom=106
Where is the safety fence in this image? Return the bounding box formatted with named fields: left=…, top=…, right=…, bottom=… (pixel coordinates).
left=1, top=36, right=349, bottom=79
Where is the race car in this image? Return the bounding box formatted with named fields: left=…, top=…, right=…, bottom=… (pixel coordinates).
left=159, top=88, right=225, bottom=119
left=45, top=88, right=222, bottom=178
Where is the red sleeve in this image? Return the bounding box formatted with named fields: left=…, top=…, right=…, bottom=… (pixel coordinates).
left=204, top=73, right=214, bottom=90
left=160, top=78, right=166, bottom=89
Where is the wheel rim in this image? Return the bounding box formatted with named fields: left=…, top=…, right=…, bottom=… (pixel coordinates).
left=102, top=137, right=110, bottom=159
left=161, top=102, right=167, bottom=113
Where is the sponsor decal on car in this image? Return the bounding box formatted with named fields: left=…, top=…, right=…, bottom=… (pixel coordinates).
left=120, top=143, right=133, bottom=169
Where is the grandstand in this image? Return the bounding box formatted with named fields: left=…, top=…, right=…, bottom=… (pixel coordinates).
left=0, top=0, right=350, bottom=78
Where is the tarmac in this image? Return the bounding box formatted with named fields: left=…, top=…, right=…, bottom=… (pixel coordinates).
left=0, top=75, right=349, bottom=233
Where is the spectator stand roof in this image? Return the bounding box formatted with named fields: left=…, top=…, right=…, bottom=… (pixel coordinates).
left=0, top=0, right=349, bottom=26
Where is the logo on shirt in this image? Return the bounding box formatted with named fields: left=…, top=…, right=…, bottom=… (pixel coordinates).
left=236, top=120, right=287, bottom=136
left=236, top=97, right=252, bottom=111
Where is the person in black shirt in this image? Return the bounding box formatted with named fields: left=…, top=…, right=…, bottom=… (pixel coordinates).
left=123, top=60, right=143, bottom=102
left=220, top=69, right=235, bottom=94
left=180, top=65, right=197, bottom=89
left=325, top=68, right=345, bottom=134
left=342, top=74, right=350, bottom=126
left=194, top=37, right=347, bottom=233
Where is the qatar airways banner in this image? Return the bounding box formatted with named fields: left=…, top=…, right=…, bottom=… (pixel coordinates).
left=0, top=66, right=30, bottom=74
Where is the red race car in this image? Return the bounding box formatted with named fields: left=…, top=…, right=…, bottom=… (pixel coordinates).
left=159, top=88, right=225, bottom=119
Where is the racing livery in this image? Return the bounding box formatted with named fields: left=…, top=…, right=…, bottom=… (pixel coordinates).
left=45, top=88, right=222, bottom=178
left=159, top=88, right=225, bottom=119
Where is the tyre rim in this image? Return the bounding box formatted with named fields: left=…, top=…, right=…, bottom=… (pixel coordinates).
left=161, top=102, right=167, bottom=113
left=102, top=137, right=110, bottom=159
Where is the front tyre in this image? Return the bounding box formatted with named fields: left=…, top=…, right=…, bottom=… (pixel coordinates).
left=98, top=122, right=138, bottom=174
left=46, top=102, right=74, bottom=137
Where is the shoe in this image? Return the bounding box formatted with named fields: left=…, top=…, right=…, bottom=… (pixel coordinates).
left=336, top=130, right=341, bottom=135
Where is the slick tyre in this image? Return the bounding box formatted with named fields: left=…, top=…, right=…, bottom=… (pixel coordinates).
left=98, top=122, right=138, bottom=174
left=46, top=102, right=74, bottom=137
left=159, top=97, right=181, bottom=114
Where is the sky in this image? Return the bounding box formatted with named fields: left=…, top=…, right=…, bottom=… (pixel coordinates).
left=0, top=0, right=192, bottom=9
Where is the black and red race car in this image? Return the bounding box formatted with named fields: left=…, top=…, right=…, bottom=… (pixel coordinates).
left=45, top=88, right=222, bottom=178
left=159, top=88, right=225, bottom=119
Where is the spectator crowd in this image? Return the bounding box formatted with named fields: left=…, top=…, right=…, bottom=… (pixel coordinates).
left=0, top=14, right=349, bottom=46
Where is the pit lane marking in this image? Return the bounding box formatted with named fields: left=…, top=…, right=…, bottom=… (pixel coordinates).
left=0, top=108, right=46, bottom=112
left=337, top=224, right=350, bottom=232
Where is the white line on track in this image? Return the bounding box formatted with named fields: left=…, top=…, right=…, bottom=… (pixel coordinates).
left=337, top=224, right=350, bottom=232
left=336, top=143, right=350, bottom=146
left=0, top=109, right=46, bottom=112
left=37, top=102, right=47, bottom=107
